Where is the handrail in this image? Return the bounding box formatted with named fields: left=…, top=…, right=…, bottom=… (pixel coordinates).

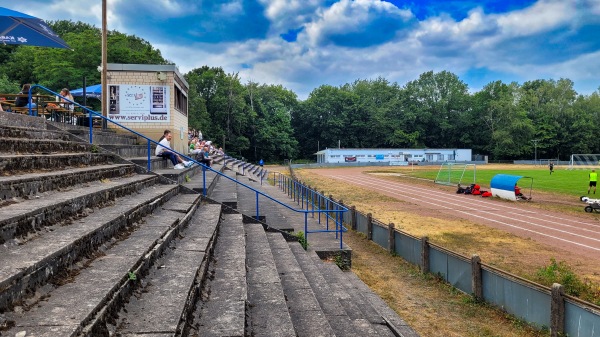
left=30, top=84, right=348, bottom=249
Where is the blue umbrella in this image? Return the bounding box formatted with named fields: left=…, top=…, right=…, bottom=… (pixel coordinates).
left=0, top=7, right=70, bottom=49
left=71, top=84, right=102, bottom=99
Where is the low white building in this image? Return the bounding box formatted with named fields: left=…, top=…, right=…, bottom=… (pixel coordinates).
left=315, top=148, right=472, bottom=165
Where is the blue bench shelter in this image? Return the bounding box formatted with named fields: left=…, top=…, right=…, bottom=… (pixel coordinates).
left=490, top=174, right=533, bottom=201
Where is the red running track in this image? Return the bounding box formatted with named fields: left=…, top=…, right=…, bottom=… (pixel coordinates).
left=312, top=169, right=600, bottom=260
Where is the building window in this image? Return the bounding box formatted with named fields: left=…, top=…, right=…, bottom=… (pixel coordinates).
left=174, top=84, right=188, bottom=116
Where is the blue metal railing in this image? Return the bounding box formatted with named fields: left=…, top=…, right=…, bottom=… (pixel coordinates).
left=29, top=84, right=348, bottom=249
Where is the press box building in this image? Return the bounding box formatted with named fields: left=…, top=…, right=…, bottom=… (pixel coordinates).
left=314, top=148, right=472, bottom=164
left=106, top=63, right=189, bottom=154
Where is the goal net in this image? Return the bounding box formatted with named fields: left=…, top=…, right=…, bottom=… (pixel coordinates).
left=568, top=154, right=600, bottom=170
left=434, top=163, right=476, bottom=186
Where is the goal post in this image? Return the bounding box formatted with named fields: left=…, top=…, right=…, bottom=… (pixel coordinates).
left=568, top=154, right=600, bottom=170
left=434, top=163, right=476, bottom=186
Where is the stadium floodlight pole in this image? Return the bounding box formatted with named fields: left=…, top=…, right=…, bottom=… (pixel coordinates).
left=531, top=139, right=540, bottom=165
left=101, top=0, right=108, bottom=128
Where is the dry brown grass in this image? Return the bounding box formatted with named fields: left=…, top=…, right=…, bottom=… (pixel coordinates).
left=291, top=167, right=591, bottom=337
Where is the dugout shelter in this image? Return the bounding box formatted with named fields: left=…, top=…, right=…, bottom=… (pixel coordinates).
left=490, top=174, right=533, bottom=201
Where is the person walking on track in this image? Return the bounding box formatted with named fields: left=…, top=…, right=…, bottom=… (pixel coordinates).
left=588, top=169, right=597, bottom=194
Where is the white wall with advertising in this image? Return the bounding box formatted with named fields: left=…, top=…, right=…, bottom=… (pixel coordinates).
left=108, top=84, right=170, bottom=123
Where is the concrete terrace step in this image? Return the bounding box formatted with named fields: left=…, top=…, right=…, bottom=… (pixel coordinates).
left=155, top=163, right=211, bottom=185
left=0, top=163, right=136, bottom=201
left=111, top=203, right=222, bottom=336
left=67, top=128, right=138, bottom=145
left=129, top=156, right=172, bottom=170
left=344, top=271, right=420, bottom=337
left=245, top=223, right=296, bottom=337
left=288, top=243, right=385, bottom=337
left=209, top=169, right=238, bottom=210
left=0, top=137, right=93, bottom=154
left=267, top=232, right=336, bottom=337
left=0, top=174, right=159, bottom=244
left=229, top=168, right=350, bottom=253
left=100, top=144, right=155, bottom=158
left=0, top=152, right=117, bottom=174
left=194, top=212, right=246, bottom=337
left=310, top=254, right=397, bottom=337
left=180, top=163, right=223, bottom=196
left=0, top=125, right=71, bottom=141
left=0, top=183, right=179, bottom=311
left=2, top=193, right=200, bottom=336
left=234, top=174, right=295, bottom=232
left=0, top=111, right=47, bottom=129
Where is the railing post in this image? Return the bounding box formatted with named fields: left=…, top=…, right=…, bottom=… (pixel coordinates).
left=304, top=212, right=309, bottom=248
left=336, top=200, right=343, bottom=239
left=471, top=255, right=483, bottom=301
left=421, top=236, right=430, bottom=274
left=351, top=206, right=357, bottom=230
left=551, top=283, right=565, bottom=337
left=317, top=192, right=322, bottom=223
left=255, top=191, right=260, bottom=219
left=88, top=112, right=93, bottom=144
left=202, top=166, right=207, bottom=197
left=388, top=223, right=395, bottom=254
left=367, top=213, right=373, bottom=240
left=147, top=140, right=151, bottom=172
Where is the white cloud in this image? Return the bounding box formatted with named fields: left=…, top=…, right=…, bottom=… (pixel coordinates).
left=495, top=0, right=576, bottom=37
left=218, top=1, right=244, bottom=16
left=303, top=0, right=413, bottom=46
left=15, top=0, right=600, bottom=98
left=257, top=0, right=324, bottom=33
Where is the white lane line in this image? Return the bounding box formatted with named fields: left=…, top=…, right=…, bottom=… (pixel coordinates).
left=362, top=174, right=593, bottom=223
left=328, top=175, right=600, bottom=250
left=341, top=174, right=600, bottom=230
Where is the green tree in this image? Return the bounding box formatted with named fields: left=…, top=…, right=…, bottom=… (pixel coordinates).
left=404, top=71, right=471, bottom=148
left=0, top=20, right=169, bottom=91
left=245, top=83, right=298, bottom=161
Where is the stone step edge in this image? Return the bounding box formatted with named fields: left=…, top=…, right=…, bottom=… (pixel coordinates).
left=79, top=195, right=204, bottom=335
left=0, top=174, right=159, bottom=244
left=0, top=184, right=180, bottom=311
left=112, top=203, right=222, bottom=336
left=0, top=164, right=136, bottom=200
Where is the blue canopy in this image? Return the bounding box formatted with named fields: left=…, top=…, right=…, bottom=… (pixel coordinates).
left=490, top=174, right=533, bottom=200
left=0, top=7, right=70, bottom=49
left=71, top=84, right=102, bottom=99
left=490, top=174, right=523, bottom=191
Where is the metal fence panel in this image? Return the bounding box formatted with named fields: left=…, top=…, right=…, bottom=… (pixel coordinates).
left=482, top=269, right=550, bottom=327
left=356, top=212, right=368, bottom=234
left=342, top=208, right=351, bottom=224
left=394, top=232, right=421, bottom=265
left=372, top=223, right=388, bottom=248
left=564, top=300, right=600, bottom=336
left=429, top=248, right=472, bottom=294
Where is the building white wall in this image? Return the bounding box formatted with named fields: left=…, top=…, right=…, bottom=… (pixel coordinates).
left=315, top=148, right=472, bottom=164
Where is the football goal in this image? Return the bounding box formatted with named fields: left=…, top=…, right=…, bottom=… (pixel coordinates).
left=568, top=154, right=600, bottom=170
left=434, top=163, right=476, bottom=186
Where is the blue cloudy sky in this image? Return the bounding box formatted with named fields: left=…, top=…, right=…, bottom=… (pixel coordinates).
left=5, top=0, right=600, bottom=99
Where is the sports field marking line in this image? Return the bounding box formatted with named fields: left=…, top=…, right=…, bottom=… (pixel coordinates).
left=335, top=173, right=600, bottom=229
left=360, top=174, right=599, bottom=227
left=337, top=175, right=600, bottom=237
left=333, top=175, right=600, bottom=252
left=330, top=175, right=600, bottom=248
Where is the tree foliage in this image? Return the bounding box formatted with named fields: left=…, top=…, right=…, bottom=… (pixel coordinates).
left=1, top=20, right=599, bottom=163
